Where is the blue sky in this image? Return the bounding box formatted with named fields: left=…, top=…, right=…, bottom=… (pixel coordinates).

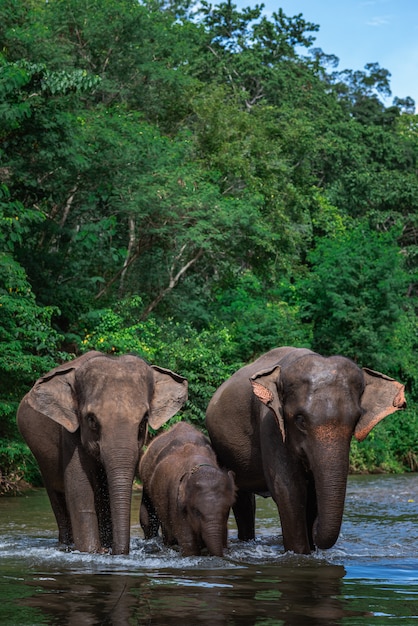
left=235, top=0, right=418, bottom=110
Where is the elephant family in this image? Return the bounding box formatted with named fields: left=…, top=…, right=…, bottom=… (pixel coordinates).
left=205, top=347, right=406, bottom=554
left=17, top=351, right=188, bottom=555
left=139, top=421, right=236, bottom=556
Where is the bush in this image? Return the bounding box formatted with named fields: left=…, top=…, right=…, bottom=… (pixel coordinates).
left=79, top=297, right=243, bottom=430
left=350, top=406, right=418, bottom=473
left=0, top=254, right=64, bottom=491
left=0, top=441, right=42, bottom=493
left=298, top=222, right=411, bottom=373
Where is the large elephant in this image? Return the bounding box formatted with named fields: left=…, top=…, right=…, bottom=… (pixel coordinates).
left=205, top=347, right=406, bottom=554
left=17, top=351, right=188, bottom=555
left=139, top=421, right=236, bottom=556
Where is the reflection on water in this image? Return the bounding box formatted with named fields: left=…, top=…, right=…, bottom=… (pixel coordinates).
left=11, top=563, right=353, bottom=626
left=0, top=474, right=417, bottom=625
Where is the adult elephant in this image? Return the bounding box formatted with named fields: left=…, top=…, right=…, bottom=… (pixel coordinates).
left=206, top=347, right=406, bottom=554
left=17, top=351, right=188, bottom=555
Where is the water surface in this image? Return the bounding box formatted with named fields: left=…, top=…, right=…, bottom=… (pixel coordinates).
left=1, top=474, right=417, bottom=625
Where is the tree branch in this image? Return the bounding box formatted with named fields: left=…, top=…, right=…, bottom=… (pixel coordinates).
left=118, top=216, right=136, bottom=296
left=95, top=249, right=141, bottom=300
left=139, top=247, right=204, bottom=320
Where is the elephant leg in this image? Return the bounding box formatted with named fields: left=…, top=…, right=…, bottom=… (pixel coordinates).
left=45, top=487, right=73, bottom=546
left=179, top=535, right=200, bottom=557
left=17, top=412, right=72, bottom=544
left=140, top=489, right=160, bottom=539
left=161, top=522, right=177, bottom=547
left=63, top=438, right=101, bottom=553
left=176, top=525, right=199, bottom=556
left=263, top=464, right=311, bottom=553
left=269, top=476, right=312, bottom=554
left=260, top=412, right=312, bottom=553
left=233, top=490, right=255, bottom=541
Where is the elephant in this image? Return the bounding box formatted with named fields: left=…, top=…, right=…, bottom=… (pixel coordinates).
left=205, top=347, right=406, bottom=555
left=139, top=421, right=236, bottom=556
left=17, top=351, right=188, bottom=555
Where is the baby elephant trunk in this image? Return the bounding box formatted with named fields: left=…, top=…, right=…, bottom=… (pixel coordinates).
left=201, top=521, right=227, bottom=557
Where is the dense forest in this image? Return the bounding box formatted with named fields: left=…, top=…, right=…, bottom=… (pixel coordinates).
left=1, top=0, right=417, bottom=491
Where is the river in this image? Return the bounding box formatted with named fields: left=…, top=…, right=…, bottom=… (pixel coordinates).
left=0, top=473, right=417, bottom=625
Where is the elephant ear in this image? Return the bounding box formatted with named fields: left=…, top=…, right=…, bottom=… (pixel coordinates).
left=250, top=365, right=286, bottom=442
left=354, top=368, right=406, bottom=442
left=177, top=471, right=188, bottom=510
left=149, top=366, right=188, bottom=430
left=26, top=351, right=103, bottom=433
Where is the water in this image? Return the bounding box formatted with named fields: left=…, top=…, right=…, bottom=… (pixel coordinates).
left=0, top=474, right=417, bottom=625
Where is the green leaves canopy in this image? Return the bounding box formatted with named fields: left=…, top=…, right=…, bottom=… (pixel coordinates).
left=0, top=0, right=417, bottom=479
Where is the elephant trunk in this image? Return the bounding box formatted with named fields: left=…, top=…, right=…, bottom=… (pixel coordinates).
left=311, top=446, right=350, bottom=550
left=103, top=447, right=138, bottom=555
left=201, top=523, right=226, bottom=557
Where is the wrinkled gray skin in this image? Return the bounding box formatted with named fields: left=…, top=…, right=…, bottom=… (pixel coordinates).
left=17, top=351, right=188, bottom=555
left=139, top=422, right=236, bottom=556
left=206, top=347, right=406, bottom=554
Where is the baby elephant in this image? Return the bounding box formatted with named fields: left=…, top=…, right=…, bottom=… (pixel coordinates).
left=139, top=421, right=236, bottom=557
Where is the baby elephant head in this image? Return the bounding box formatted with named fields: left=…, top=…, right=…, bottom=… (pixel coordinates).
left=179, top=464, right=236, bottom=557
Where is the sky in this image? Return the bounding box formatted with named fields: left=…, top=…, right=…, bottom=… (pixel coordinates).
left=235, top=0, right=418, bottom=111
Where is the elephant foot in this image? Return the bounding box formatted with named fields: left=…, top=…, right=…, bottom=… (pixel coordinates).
left=57, top=542, right=74, bottom=552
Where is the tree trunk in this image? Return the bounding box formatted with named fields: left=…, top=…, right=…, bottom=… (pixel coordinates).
left=139, top=246, right=203, bottom=320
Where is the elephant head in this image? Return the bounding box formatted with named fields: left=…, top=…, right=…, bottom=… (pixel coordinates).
left=178, top=465, right=236, bottom=556
left=250, top=352, right=406, bottom=551
left=20, top=351, right=188, bottom=554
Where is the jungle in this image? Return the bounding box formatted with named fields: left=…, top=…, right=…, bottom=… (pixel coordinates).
left=0, top=0, right=417, bottom=492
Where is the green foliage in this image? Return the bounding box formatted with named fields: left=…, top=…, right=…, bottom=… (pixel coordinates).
left=390, top=308, right=418, bottom=398
left=0, top=184, right=44, bottom=251
left=0, top=245, right=64, bottom=482
left=0, top=440, right=42, bottom=490
left=79, top=297, right=242, bottom=428
left=212, top=271, right=312, bottom=361
left=297, top=222, right=412, bottom=373
left=350, top=406, right=418, bottom=474
left=0, top=0, right=417, bottom=485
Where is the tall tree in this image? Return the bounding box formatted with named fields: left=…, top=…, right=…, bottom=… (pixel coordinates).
left=297, top=221, right=412, bottom=372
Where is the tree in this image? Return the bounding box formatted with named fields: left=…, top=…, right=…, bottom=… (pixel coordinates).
left=0, top=0, right=417, bottom=483
left=298, top=221, right=412, bottom=373
left=0, top=184, right=64, bottom=490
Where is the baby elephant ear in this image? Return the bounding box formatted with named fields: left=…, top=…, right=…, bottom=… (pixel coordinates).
left=354, top=368, right=406, bottom=442
left=250, top=365, right=285, bottom=442
left=149, top=366, right=188, bottom=430
left=26, top=351, right=102, bottom=433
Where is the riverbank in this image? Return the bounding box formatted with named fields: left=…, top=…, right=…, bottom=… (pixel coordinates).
left=2, top=469, right=417, bottom=498
left=0, top=473, right=32, bottom=496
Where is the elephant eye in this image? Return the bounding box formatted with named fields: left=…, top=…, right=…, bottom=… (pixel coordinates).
left=86, top=413, right=99, bottom=431
left=295, top=414, right=307, bottom=433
